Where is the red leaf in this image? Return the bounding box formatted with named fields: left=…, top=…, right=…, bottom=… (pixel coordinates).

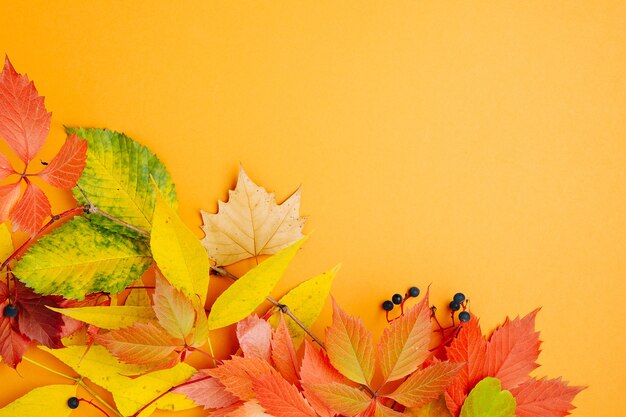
left=271, top=314, right=300, bottom=387
left=0, top=151, right=15, bottom=181
left=14, top=281, right=64, bottom=348
left=0, top=297, right=30, bottom=368
left=510, top=377, right=585, bottom=417
left=0, top=56, right=51, bottom=164
left=173, top=370, right=239, bottom=409
left=9, top=182, right=50, bottom=235
left=208, top=355, right=275, bottom=401
left=484, top=309, right=541, bottom=390
left=237, top=314, right=272, bottom=362
left=252, top=372, right=317, bottom=417
left=444, top=316, right=487, bottom=416
left=37, top=134, right=87, bottom=189
left=0, top=182, right=21, bottom=223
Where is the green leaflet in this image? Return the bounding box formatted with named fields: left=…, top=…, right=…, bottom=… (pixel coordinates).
left=13, top=217, right=151, bottom=300
left=0, top=384, right=76, bottom=417
left=459, top=377, right=516, bottom=417
left=67, top=127, right=177, bottom=234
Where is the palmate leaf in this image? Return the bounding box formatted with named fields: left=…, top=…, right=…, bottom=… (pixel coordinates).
left=13, top=217, right=151, bottom=299
left=0, top=384, right=76, bottom=417
left=252, top=372, right=317, bottom=417
left=67, top=127, right=177, bottom=234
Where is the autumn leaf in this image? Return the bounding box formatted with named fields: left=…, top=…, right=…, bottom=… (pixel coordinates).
left=208, top=237, right=308, bottom=330
left=405, top=396, right=453, bottom=417
left=9, top=181, right=51, bottom=235
left=37, top=134, right=87, bottom=189
left=484, top=310, right=541, bottom=390
left=270, top=264, right=339, bottom=348
left=0, top=384, right=76, bottom=417
left=252, top=371, right=318, bottom=417
left=207, top=356, right=275, bottom=401
left=0, top=182, right=21, bottom=223
left=125, top=280, right=152, bottom=307
left=237, top=315, right=272, bottom=362
left=378, top=289, right=432, bottom=383
left=372, top=400, right=406, bottom=417
left=306, top=382, right=371, bottom=416
left=510, top=377, right=584, bottom=417
left=220, top=401, right=271, bottom=417
left=13, top=281, right=65, bottom=348
left=325, top=299, right=376, bottom=386
left=153, top=274, right=196, bottom=340
left=200, top=166, right=305, bottom=266
left=173, top=370, right=239, bottom=409
left=48, top=305, right=156, bottom=330
left=0, top=291, right=30, bottom=367
left=459, top=378, right=515, bottom=417
left=0, top=223, right=12, bottom=260
left=0, top=151, right=15, bottom=181
left=189, top=300, right=209, bottom=348
left=271, top=314, right=300, bottom=386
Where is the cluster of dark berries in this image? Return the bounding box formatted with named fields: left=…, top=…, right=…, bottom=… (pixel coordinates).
left=382, top=286, right=420, bottom=312
left=449, top=292, right=471, bottom=322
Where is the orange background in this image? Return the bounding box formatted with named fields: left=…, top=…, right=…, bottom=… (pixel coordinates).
left=1, top=1, right=625, bottom=415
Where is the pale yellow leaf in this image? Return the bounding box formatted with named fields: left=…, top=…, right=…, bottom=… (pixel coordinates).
left=208, top=237, right=308, bottom=330
left=48, top=305, right=156, bottom=330
left=200, top=166, right=305, bottom=266
left=125, top=279, right=152, bottom=307
left=0, top=222, right=13, bottom=261
left=0, top=384, right=76, bottom=417
left=153, top=274, right=195, bottom=339
left=151, top=182, right=209, bottom=303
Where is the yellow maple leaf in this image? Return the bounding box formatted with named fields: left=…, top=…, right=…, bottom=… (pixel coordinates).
left=200, top=166, right=305, bottom=266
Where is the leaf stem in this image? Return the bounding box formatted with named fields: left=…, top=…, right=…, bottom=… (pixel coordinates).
left=78, top=381, right=123, bottom=417
left=21, top=355, right=79, bottom=381
left=129, top=375, right=212, bottom=417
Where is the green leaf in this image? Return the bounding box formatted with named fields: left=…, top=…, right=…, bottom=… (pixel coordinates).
left=208, top=236, right=308, bottom=330
left=13, top=217, right=151, bottom=299
left=0, top=384, right=76, bottom=417
left=459, top=377, right=516, bottom=417
left=67, top=127, right=177, bottom=233
left=269, top=264, right=339, bottom=348
left=150, top=184, right=209, bottom=303
left=48, top=305, right=156, bottom=330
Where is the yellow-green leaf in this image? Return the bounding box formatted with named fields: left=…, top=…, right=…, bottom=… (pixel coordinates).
left=460, top=377, right=516, bottom=417
left=269, top=264, right=339, bottom=348
left=48, top=305, right=156, bottom=330
left=0, top=384, right=76, bottom=417
left=208, top=237, right=308, bottom=330
left=150, top=183, right=209, bottom=303
left=0, top=222, right=13, bottom=261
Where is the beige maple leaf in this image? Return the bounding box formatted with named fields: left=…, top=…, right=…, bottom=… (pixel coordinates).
left=200, top=166, right=306, bottom=266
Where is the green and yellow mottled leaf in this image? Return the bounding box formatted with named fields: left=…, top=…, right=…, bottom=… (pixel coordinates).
left=269, top=264, right=338, bottom=348
left=0, top=384, right=76, bottom=417
left=13, top=217, right=151, bottom=299
left=0, top=222, right=12, bottom=261
left=459, top=377, right=516, bottom=417
left=68, top=127, right=177, bottom=233
left=208, top=237, right=308, bottom=330
left=150, top=183, right=209, bottom=303
left=48, top=305, right=156, bottom=330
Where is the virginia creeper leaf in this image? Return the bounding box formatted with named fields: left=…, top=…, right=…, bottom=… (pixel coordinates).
left=378, top=289, right=432, bottom=382
left=252, top=372, right=318, bottom=417
left=153, top=274, right=195, bottom=339
left=13, top=216, right=151, bottom=299
left=0, top=289, right=29, bottom=367
left=0, top=151, right=14, bottom=181
left=270, top=264, right=339, bottom=348
left=459, top=377, right=516, bottom=417
left=510, top=377, right=584, bottom=417
left=14, top=281, right=64, bottom=348
left=0, top=56, right=51, bottom=164
left=207, top=356, right=275, bottom=401
left=271, top=314, right=300, bottom=386
left=9, top=181, right=50, bottom=235
left=325, top=299, right=376, bottom=386
left=0, top=182, right=21, bottom=223
left=405, top=396, right=453, bottom=417
left=373, top=400, right=406, bottom=417
left=0, top=384, right=76, bottom=417
left=173, top=370, right=239, bottom=409
left=307, top=382, right=371, bottom=416
left=48, top=305, right=156, bottom=330
left=37, top=133, right=87, bottom=189
left=67, top=127, right=177, bottom=233
left=208, top=237, right=308, bottom=330
left=200, top=166, right=305, bottom=266
left=237, top=314, right=272, bottom=362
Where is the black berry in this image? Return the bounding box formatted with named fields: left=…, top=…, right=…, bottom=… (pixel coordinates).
left=449, top=301, right=460, bottom=311
left=408, top=286, right=420, bottom=297
left=459, top=311, right=471, bottom=322
left=67, top=397, right=80, bottom=409
left=453, top=293, right=466, bottom=304
left=3, top=305, right=18, bottom=318
left=392, top=293, right=403, bottom=305
left=382, top=300, right=394, bottom=311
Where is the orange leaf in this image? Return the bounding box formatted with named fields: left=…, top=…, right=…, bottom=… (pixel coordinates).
left=0, top=182, right=20, bottom=223
left=271, top=314, right=300, bottom=387
left=94, top=321, right=180, bottom=366
left=0, top=151, right=15, bottom=180
left=484, top=309, right=541, bottom=390
left=173, top=370, right=239, bottom=409
left=9, top=182, right=50, bottom=235
left=378, top=290, right=432, bottom=382
left=306, top=382, right=371, bottom=416
left=325, top=299, right=376, bottom=386
left=237, top=315, right=272, bottom=362
left=208, top=355, right=275, bottom=401
left=510, top=377, right=585, bottom=417
left=224, top=401, right=272, bottom=417
left=252, top=372, right=317, bottom=417
left=386, top=361, right=463, bottom=408
left=0, top=56, right=51, bottom=164
left=372, top=400, right=405, bottom=417
left=37, top=134, right=87, bottom=189
left=153, top=274, right=195, bottom=340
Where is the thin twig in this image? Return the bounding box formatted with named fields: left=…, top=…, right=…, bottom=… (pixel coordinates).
left=78, top=381, right=123, bottom=417
left=22, top=356, right=78, bottom=382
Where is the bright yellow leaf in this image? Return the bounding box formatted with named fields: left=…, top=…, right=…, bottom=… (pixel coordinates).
left=208, top=236, right=308, bottom=330
left=0, top=384, right=76, bottom=417
left=48, top=305, right=156, bottom=330
left=0, top=222, right=13, bottom=261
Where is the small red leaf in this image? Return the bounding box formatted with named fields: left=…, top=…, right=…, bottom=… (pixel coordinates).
left=0, top=182, right=21, bottom=223
left=0, top=151, right=15, bottom=181
left=0, top=56, right=51, bottom=164
left=10, top=182, right=50, bottom=235
left=510, top=377, right=585, bottom=417
left=0, top=300, right=30, bottom=368
left=237, top=315, right=272, bottom=362
left=37, top=134, right=87, bottom=189
left=173, top=370, right=239, bottom=409
left=14, top=281, right=64, bottom=348
left=271, top=314, right=300, bottom=387
left=252, top=372, right=317, bottom=417
left=207, top=355, right=275, bottom=401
